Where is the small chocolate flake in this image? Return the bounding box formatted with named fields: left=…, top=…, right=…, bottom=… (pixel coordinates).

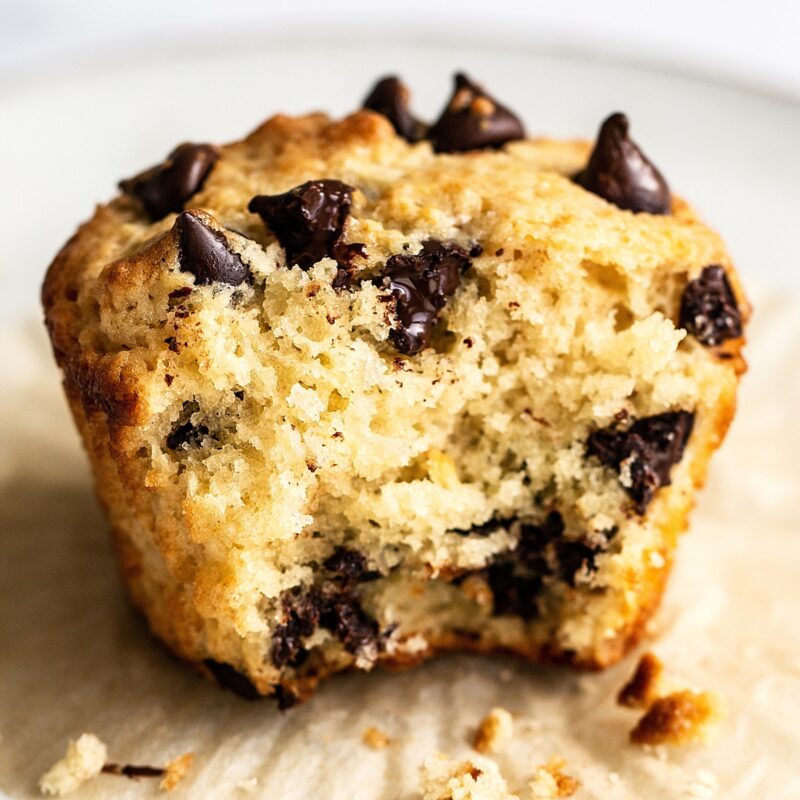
left=102, top=763, right=165, bottom=780
left=573, top=112, right=671, bottom=214
left=494, top=248, right=504, bottom=257
left=428, top=73, right=525, bottom=153
left=376, top=240, right=472, bottom=355
left=164, top=336, right=179, bottom=353
left=120, top=143, right=218, bottom=221
left=362, top=75, right=427, bottom=142
left=168, top=286, right=193, bottom=301
left=679, top=265, right=742, bottom=346
left=469, top=243, right=484, bottom=257
left=587, top=411, right=695, bottom=512
left=248, top=180, right=356, bottom=271
left=175, top=211, right=248, bottom=286
left=203, top=659, right=262, bottom=700
left=463, top=337, right=474, bottom=348
left=164, top=374, right=174, bottom=386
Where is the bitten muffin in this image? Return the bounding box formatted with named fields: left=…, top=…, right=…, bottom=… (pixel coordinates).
left=42, top=73, right=748, bottom=705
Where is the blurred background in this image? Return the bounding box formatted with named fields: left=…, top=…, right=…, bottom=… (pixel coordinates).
left=1, top=0, right=799, bottom=324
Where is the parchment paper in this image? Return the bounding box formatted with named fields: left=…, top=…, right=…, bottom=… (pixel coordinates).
left=1, top=284, right=799, bottom=799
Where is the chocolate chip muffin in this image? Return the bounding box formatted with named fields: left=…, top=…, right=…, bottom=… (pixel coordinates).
left=42, top=74, right=748, bottom=705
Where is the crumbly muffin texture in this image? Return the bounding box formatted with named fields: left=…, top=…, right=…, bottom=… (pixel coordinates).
left=42, top=74, right=747, bottom=705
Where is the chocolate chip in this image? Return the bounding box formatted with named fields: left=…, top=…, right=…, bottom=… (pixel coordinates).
left=324, top=547, right=368, bottom=585
left=573, top=113, right=671, bottom=214
left=203, top=659, right=262, bottom=700
left=271, top=585, right=379, bottom=668
left=248, top=180, right=356, bottom=270
left=556, top=539, right=602, bottom=587
left=166, top=400, right=210, bottom=450
left=679, top=265, right=742, bottom=346
left=362, top=75, right=427, bottom=142
left=587, top=411, right=695, bottom=512
left=428, top=73, right=525, bottom=153
left=377, top=240, right=471, bottom=355
left=484, top=512, right=563, bottom=619
left=175, top=211, right=248, bottom=286
left=319, top=594, right=379, bottom=656
left=120, top=143, right=218, bottom=221
left=271, top=589, right=322, bottom=668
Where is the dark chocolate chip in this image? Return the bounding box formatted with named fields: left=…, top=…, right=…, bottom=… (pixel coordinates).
left=324, top=547, right=368, bottom=585
left=203, top=659, right=262, bottom=700
left=175, top=211, right=248, bottom=286
left=271, top=589, right=322, bottom=668
left=486, top=512, right=564, bottom=619
left=319, top=594, right=379, bottom=656
left=165, top=401, right=210, bottom=450
left=556, top=539, right=601, bottom=587
left=248, top=180, right=356, bottom=270
left=679, top=265, right=743, bottom=346
left=271, top=585, right=379, bottom=668
left=428, top=73, right=525, bottom=153
left=362, top=75, right=427, bottom=142
left=120, top=143, right=218, bottom=221
left=102, top=763, right=165, bottom=780
left=587, top=411, right=695, bottom=513
left=377, top=240, right=471, bottom=355
left=573, top=113, right=671, bottom=214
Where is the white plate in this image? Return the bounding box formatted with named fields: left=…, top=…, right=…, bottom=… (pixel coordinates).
left=1, top=40, right=799, bottom=329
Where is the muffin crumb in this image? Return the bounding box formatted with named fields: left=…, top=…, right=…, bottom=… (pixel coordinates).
left=473, top=707, right=514, bottom=754
left=527, top=756, right=580, bottom=798
left=630, top=690, right=721, bottom=746
left=419, top=753, right=517, bottom=799
left=160, top=753, right=194, bottom=791
left=362, top=726, right=392, bottom=749
left=39, top=733, right=107, bottom=796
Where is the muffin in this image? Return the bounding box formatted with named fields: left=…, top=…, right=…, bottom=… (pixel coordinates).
left=42, top=73, right=748, bottom=705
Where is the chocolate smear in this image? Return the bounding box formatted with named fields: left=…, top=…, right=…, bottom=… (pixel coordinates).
left=377, top=240, right=471, bottom=355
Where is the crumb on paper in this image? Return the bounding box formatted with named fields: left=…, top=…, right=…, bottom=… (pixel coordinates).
left=473, top=707, right=514, bottom=754
left=235, top=776, right=259, bottom=793
left=362, top=726, right=392, bottom=749
left=39, top=733, right=108, bottom=796
left=527, top=756, right=580, bottom=799
left=619, top=653, right=723, bottom=746
left=419, top=753, right=518, bottom=800
left=160, top=753, right=194, bottom=791
left=683, top=769, right=718, bottom=798
left=631, top=690, right=721, bottom=746
left=618, top=652, right=667, bottom=709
